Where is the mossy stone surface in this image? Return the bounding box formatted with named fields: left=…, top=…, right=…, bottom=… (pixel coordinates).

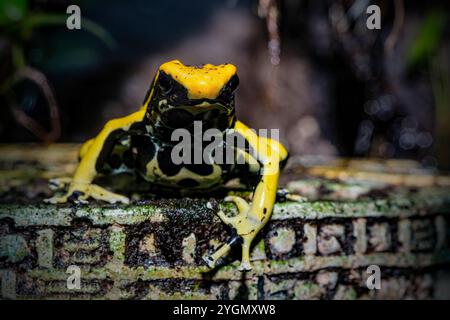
left=0, top=144, right=449, bottom=299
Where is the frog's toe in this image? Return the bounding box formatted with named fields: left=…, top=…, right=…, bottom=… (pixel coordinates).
left=45, top=189, right=86, bottom=204
left=110, top=196, right=130, bottom=205
left=276, top=188, right=289, bottom=202
left=44, top=194, right=69, bottom=204
left=286, top=193, right=308, bottom=202
left=216, top=210, right=234, bottom=225
left=71, top=192, right=89, bottom=204
left=238, top=261, right=252, bottom=271
left=224, top=195, right=250, bottom=215
left=202, top=255, right=216, bottom=269
left=65, top=190, right=86, bottom=203
left=106, top=193, right=130, bottom=205
left=48, top=177, right=72, bottom=190
left=88, top=184, right=130, bottom=204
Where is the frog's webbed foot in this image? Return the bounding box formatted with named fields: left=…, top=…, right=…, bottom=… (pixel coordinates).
left=45, top=183, right=130, bottom=204
left=205, top=195, right=258, bottom=271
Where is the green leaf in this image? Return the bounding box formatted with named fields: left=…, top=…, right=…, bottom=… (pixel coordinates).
left=81, top=17, right=117, bottom=50
left=0, top=0, right=28, bottom=26
left=407, top=9, right=447, bottom=69
left=25, top=13, right=116, bottom=49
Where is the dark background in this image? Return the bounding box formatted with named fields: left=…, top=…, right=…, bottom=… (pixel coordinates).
left=1, top=0, right=449, bottom=169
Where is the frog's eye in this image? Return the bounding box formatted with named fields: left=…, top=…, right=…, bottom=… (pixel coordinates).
left=158, top=72, right=173, bottom=95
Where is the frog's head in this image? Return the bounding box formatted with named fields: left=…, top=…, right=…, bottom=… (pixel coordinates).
left=144, top=60, right=239, bottom=134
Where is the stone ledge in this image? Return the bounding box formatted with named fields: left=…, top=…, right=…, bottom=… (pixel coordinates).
left=0, top=144, right=450, bottom=299
left=1, top=186, right=449, bottom=225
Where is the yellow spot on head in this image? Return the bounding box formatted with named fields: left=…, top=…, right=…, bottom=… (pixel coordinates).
left=159, top=60, right=237, bottom=99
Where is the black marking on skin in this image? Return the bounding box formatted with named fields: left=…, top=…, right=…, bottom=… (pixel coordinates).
left=217, top=74, right=239, bottom=103
left=68, top=190, right=84, bottom=202
left=89, top=66, right=276, bottom=198
left=161, top=108, right=194, bottom=128
left=154, top=71, right=189, bottom=106
left=49, top=180, right=59, bottom=187
left=185, top=163, right=214, bottom=176
left=229, top=235, right=242, bottom=247
left=279, top=152, right=290, bottom=170
left=263, top=208, right=267, bottom=214
left=96, top=128, right=126, bottom=172
left=228, top=131, right=252, bottom=153
left=219, top=162, right=233, bottom=175
left=177, top=178, right=200, bottom=188
left=129, top=121, right=147, bottom=133
left=131, top=135, right=156, bottom=173
left=145, top=69, right=237, bottom=141
left=122, top=149, right=135, bottom=168
left=276, top=189, right=289, bottom=202
left=107, top=153, right=122, bottom=169
left=149, top=121, right=178, bottom=141
left=157, top=146, right=182, bottom=176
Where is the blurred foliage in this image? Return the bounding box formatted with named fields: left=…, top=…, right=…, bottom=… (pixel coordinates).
left=0, top=0, right=449, bottom=169
left=407, top=8, right=447, bottom=69
left=431, top=45, right=450, bottom=168
left=0, top=0, right=114, bottom=45
left=404, top=7, right=449, bottom=168
left=0, top=0, right=115, bottom=142
left=0, top=0, right=28, bottom=26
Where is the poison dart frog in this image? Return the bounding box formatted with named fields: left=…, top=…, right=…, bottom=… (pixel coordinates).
left=46, top=60, right=289, bottom=271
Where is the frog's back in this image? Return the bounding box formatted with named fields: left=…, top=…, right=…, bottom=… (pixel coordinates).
left=100, top=132, right=243, bottom=191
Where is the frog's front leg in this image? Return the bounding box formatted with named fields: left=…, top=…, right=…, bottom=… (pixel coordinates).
left=206, top=121, right=288, bottom=271
left=45, top=109, right=146, bottom=204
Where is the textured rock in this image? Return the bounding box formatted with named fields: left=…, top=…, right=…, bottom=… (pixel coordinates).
left=0, top=235, right=30, bottom=263
left=0, top=144, right=450, bottom=300
left=269, top=227, right=296, bottom=255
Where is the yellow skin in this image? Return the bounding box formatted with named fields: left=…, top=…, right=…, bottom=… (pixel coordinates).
left=46, top=60, right=288, bottom=271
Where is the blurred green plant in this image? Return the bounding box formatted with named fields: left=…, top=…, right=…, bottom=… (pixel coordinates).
left=431, top=46, right=450, bottom=169
left=0, top=0, right=115, bottom=142
left=406, top=8, right=449, bottom=169
left=406, top=9, right=446, bottom=69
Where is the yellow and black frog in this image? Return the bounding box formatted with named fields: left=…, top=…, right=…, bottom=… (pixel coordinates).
left=46, top=60, right=288, bottom=271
